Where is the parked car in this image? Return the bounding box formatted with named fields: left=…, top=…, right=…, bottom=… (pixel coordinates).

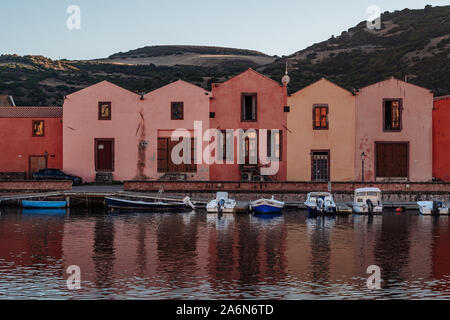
left=32, top=169, right=82, bottom=185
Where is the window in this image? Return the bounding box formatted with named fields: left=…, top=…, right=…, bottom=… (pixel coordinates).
left=171, top=102, right=184, bottom=120
left=98, top=102, right=111, bottom=120
left=158, top=137, right=196, bottom=173
left=32, top=120, right=45, bottom=137
left=267, top=130, right=282, bottom=160
left=384, top=99, right=402, bottom=131
left=313, top=105, right=328, bottom=130
left=241, top=93, right=257, bottom=121
left=311, top=150, right=330, bottom=182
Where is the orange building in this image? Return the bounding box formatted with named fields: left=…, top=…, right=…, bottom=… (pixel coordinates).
left=0, top=106, right=63, bottom=177
left=433, top=95, right=450, bottom=181
left=209, top=69, right=288, bottom=181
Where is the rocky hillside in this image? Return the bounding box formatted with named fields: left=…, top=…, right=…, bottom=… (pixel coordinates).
left=0, top=5, right=448, bottom=106
left=263, top=4, right=450, bottom=96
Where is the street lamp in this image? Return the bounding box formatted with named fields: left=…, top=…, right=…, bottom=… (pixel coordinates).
left=361, top=152, right=367, bottom=182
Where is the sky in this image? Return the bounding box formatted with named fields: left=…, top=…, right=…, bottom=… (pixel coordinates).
left=0, top=0, right=449, bottom=60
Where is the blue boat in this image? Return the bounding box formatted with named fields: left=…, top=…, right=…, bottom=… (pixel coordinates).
left=250, top=197, right=285, bottom=214
left=22, top=209, right=66, bottom=216
left=21, top=201, right=67, bottom=209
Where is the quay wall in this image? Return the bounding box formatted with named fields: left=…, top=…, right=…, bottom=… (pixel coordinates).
left=0, top=181, right=72, bottom=192
left=124, top=181, right=450, bottom=202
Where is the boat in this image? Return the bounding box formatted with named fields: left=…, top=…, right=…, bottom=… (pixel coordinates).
left=22, top=209, right=66, bottom=216
left=105, top=196, right=195, bottom=212
left=304, top=192, right=337, bottom=215
left=21, top=200, right=67, bottom=208
left=250, top=196, right=285, bottom=214
left=417, top=201, right=449, bottom=215
left=206, top=192, right=236, bottom=214
left=352, top=188, right=383, bottom=214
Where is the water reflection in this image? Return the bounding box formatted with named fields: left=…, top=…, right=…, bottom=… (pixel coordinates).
left=0, top=208, right=449, bottom=299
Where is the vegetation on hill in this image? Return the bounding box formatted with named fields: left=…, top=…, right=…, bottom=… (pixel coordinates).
left=0, top=5, right=448, bottom=105
left=264, top=5, right=450, bottom=95
left=108, top=45, right=269, bottom=59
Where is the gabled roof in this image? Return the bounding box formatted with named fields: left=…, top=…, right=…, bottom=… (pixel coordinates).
left=212, top=68, right=283, bottom=88
left=66, top=80, right=140, bottom=98
left=434, top=95, right=450, bottom=101
left=144, top=79, right=210, bottom=97
left=289, top=77, right=354, bottom=97
left=358, top=77, right=433, bottom=93
left=0, top=106, right=62, bottom=118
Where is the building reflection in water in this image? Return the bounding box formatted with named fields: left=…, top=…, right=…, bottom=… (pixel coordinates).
left=0, top=211, right=65, bottom=270
left=2, top=209, right=450, bottom=299
left=430, top=217, right=450, bottom=293
left=155, top=212, right=200, bottom=288
left=374, top=214, right=412, bottom=289
left=93, top=216, right=116, bottom=290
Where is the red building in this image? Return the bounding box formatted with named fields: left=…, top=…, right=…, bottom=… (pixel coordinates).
left=433, top=96, right=450, bottom=181
left=209, top=69, right=288, bottom=181
left=0, top=106, right=63, bottom=178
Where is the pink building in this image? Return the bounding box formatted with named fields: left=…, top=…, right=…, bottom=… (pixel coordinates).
left=142, top=80, right=210, bottom=180
left=63, top=80, right=210, bottom=183
left=63, top=81, right=143, bottom=183
left=209, top=69, right=288, bottom=181
left=355, top=77, right=433, bottom=182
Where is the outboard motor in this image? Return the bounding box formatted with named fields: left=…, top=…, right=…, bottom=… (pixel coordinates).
left=183, top=196, right=195, bottom=210
left=218, top=198, right=225, bottom=217
left=317, top=197, right=325, bottom=213
left=432, top=201, right=441, bottom=216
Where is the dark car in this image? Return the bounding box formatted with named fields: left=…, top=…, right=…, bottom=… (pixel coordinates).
left=32, top=169, right=83, bottom=185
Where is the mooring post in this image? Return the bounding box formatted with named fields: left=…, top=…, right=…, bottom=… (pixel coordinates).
left=66, top=196, right=71, bottom=208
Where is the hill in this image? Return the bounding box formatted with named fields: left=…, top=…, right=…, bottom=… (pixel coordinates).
left=263, top=5, right=450, bottom=96
left=97, top=45, right=276, bottom=67
left=0, top=5, right=449, bottom=106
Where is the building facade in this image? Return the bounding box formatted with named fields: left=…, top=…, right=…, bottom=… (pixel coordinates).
left=142, top=80, right=210, bottom=181
left=63, top=80, right=211, bottom=183
left=287, top=78, right=355, bottom=181
left=355, top=77, right=433, bottom=182
left=432, top=95, right=450, bottom=181
left=63, top=81, right=143, bottom=183
left=0, top=106, right=62, bottom=178
left=209, top=69, right=288, bottom=181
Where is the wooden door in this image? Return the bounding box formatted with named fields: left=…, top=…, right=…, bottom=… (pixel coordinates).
left=376, top=142, right=408, bottom=178
left=95, top=139, right=114, bottom=171
left=158, top=137, right=196, bottom=173
left=311, top=151, right=330, bottom=182
left=29, top=156, right=46, bottom=177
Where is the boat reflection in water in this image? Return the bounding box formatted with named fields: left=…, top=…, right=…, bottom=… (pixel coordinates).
left=22, top=208, right=67, bottom=216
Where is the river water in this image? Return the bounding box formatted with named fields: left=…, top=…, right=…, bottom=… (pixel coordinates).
left=0, top=208, right=449, bottom=300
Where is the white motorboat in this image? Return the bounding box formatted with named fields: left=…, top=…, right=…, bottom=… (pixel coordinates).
left=417, top=201, right=449, bottom=215
left=250, top=196, right=285, bottom=214
left=352, top=188, right=383, bottom=214
left=304, top=192, right=337, bottom=214
left=206, top=192, right=236, bottom=214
